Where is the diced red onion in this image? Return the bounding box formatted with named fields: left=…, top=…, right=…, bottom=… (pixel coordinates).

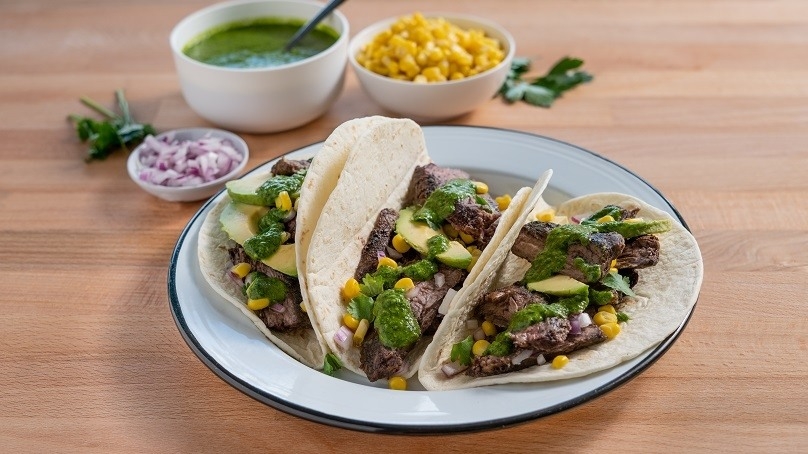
left=394, top=361, right=410, bottom=377
left=270, top=303, right=286, bottom=313
left=570, top=215, right=582, bottom=224
left=569, top=317, right=581, bottom=335
left=465, top=319, right=479, bottom=330
left=434, top=272, right=445, bottom=288
left=244, top=272, right=257, bottom=286
left=385, top=246, right=403, bottom=259
left=137, top=133, right=244, bottom=187
left=437, top=288, right=457, bottom=315
left=376, top=250, right=386, bottom=260
left=473, top=328, right=486, bottom=341
left=536, top=354, right=547, bottom=366
left=333, top=326, right=352, bottom=350
left=441, top=361, right=468, bottom=378
left=282, top=209, right=297, bottom=222
left=406, top=286, right=420, bottom=299
left=511, top=349, right=533, bottom=365
left=578, top=312, right=592, bottom=328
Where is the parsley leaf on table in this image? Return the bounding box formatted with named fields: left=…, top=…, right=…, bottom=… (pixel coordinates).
left=68, top=89, right=156, bottom=162
left=499, top=56, right=593, bottom=107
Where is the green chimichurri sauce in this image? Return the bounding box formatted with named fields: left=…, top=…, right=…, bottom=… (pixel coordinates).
left=413, top=179, right=478, bottom=228
left=373, top=290, right=421, bottom=349
left=523, top=224, right=596, bottom=284
left=183, top=19, right=339, bottom=69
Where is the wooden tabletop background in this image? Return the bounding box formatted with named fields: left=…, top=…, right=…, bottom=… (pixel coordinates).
left=2, top=0, right=806, bottom=451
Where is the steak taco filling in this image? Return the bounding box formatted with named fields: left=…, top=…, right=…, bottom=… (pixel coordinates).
left=335, top=163, right=512, bottom=382
left=442, top=204, right=671, bottom=378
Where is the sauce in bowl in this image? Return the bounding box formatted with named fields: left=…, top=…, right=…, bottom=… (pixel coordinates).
left=183, top=18, right=339, bottom=69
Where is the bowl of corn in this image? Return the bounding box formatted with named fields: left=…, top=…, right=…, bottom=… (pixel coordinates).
left=349, top=12, right=515, bottom=122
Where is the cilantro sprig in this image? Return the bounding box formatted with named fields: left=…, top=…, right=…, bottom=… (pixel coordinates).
left=499, top=56, right=593, bottom=107
left=68, top=89, right=155, bottom=161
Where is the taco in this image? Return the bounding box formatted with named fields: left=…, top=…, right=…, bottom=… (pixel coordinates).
left=197, top=117, right=390, bottom=370
left=303, top=117, right=549, bottom=385
left=419, top=192, right=703, bottom=390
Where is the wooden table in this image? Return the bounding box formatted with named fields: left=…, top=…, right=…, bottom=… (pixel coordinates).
left=2, top=0, right=805, bottom=451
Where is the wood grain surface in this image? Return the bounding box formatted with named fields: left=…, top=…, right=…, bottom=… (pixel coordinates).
left=1, top=0, right=806, bottom=452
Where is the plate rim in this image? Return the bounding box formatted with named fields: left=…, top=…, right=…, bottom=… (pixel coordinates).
left=167, top=125, right=698, bottom=434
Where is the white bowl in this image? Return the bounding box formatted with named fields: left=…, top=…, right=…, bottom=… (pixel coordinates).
left=127, top=128, right=249, bottom=202
left=349, top=13, right=515, bottom=122
left=170, top=0, right=349, bottom=133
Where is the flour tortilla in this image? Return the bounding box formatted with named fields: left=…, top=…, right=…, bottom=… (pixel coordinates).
left=419, top=192, right=703, bottom=390
left=304, top=118, right=544, bottom=380
left=197, top=116, right=389, bottom=369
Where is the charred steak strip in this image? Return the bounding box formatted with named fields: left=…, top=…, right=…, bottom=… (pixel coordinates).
left=509, top=317, right=571, bottom=350
left=511, top=221, right=625, bottom=283
left=475, top=284, right=546, bottom=328
left=354, top=208, right=399, bottom=280
left=467, top=350, right=542, bottom=377
left=616, top=234, right=660, bottom=270
left=229, top=246, right=296, bottom=287
left=409, top=163, right=470, bottom=206
left=538, top=324, right=606, bottom=358
left=270, top=157, right=311, bottom=176
left=360, top=330, right=409, bottom=382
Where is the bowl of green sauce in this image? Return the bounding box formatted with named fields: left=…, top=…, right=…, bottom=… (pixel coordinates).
left=170, top=0, right=349, bottom=133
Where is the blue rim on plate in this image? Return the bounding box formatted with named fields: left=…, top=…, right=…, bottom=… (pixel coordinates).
left=167, top=125, right=698, bottom=434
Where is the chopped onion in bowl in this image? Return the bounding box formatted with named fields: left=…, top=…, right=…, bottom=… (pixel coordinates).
left=136, top=133, right=244, bottom=187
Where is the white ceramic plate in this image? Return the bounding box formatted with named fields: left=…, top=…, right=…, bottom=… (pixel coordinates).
left=168, top=126, right=697, bottom=433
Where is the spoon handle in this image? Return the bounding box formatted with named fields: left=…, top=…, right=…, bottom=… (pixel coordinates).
left=284, top=0, right=347, bottom=52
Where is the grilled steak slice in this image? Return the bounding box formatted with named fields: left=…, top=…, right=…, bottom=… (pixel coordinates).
left=270, top=157, right=311, bottom=176
left=227, top=246, right=309, bottom=332
left=511, top=221, right=625, bottom=283
left=409, top=163, right=470, bottom=205
left=510, top=222, right=557, bottom=262
left=354, top=208, right=399, bottom=280
left=408, top=265, right=466, bottom=332
left=540, top=324, right=607, bottom=357
left=475, top=285, right=546, bottom=328
left=467, top=350, right=542, bottom=377
left=478, top=216, right=500, bottom=250
left=360, top=330, right=408, bottom=382
left=618, top=206, right=640, bottom=220
left=408, top=163, right=500, bottom=242
left=229, top=246, right=296, bottom=287
left=256, top=284, right=310, bottom=332
left=509, top=317, right=571, bottom=350
left=616, top=234, right=660, bottom=270
left=446, top=197, right=501, bottom=243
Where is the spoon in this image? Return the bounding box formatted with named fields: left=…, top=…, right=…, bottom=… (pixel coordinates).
left=283, top=0, right=347, bottom=52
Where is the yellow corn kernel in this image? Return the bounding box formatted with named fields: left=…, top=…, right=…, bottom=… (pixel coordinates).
left=299, top=302, right=307, bottom=313
left=610, top=259, right=617, bottom=268
left=275, top=191, right=293, bottom=211
left=597, top=215, right=615, bottom=223
left=394, top=277, right=415, bottom=291
left=472, top=339, right=490, bottom=356
left=466, top=245, right=481, bottom=257
left=600, top=322, right=621, bottom=339
left=230, top=262, right=252, bottom=279
left=342, top=277, right=361, bottom=302
left=594, top=311, right=618, bottom=326
left=247, top=298, right=270, bottom=311
left=353, top=319, right=370, bottom=347
left=392, top=234, right=411, bottom=253
left=466, top=254, right=479, bottom=272
left=610, top=267, right=619, bottom=274
left=343, top=313, right=360, bottom=330
left=598, top=304, right=617, bottom=315
left=378, top=256, right=398, bottom=269
left=552, top=355, right=570, bottom=369
left=443, top=223, right=459, bottom=239
left=474, top=181, right=489, bottom=194
left=459, top=231, right=475, bottom=245
left=495, top=194, right=512, bottom=211
left=481, top=320, right=497, bottom=337
left=388, top=376, right=408, bottom=391
left=536, top=209, right=556, bottom=222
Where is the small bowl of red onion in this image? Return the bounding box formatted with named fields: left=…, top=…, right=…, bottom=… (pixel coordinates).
left=127, top=127, right=249, bottom=202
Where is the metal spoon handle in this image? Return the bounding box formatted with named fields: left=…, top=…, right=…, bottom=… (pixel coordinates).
left=283, top=0, right=347, bottom=52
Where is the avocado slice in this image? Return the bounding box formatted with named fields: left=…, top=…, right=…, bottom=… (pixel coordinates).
left=219, top=201, right=268, bottom=246
left=225, top=173, right=271, bottom=206
left=396, top=207, right=472, bottom=269
left=261, top=243, right=297, bottom=277
left=527, top=275, right=589, bottom=296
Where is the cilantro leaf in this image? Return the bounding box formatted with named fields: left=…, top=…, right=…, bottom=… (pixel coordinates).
left=347, top=294, right=375, bottom=323
left=359, top=274, right=385, bottom=297
left=450, top=335, right=475, bottom=366
left=497, top=56, right=593, bottom=108
left=601, top=271, right=636, bottom=297
left=322, top=353, right=343, bottom=376
left=617, top=311, right=631, bottom=322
